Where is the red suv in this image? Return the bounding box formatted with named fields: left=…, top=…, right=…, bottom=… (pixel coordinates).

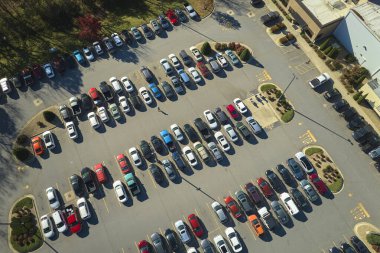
left=117, top=154, right=132, bottom=174
left=226, top=104, right=239, bottom=119
left=309, top=173, right=328, bottom=194
left=188, top=214, right=203, bottom=237
left=93, top=163, right=107, bottom=184
left=166, top=9, right=178, bottom=25
left=224, top=196, right=243, bottom=219
left=257, top=177, right=273, bottom=198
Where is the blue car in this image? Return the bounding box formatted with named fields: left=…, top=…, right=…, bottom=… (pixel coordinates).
left=160, top=130, right=176, bottom=152
left=73, top=50, right=85, bottom=65
left=177, top=69, right=190, bottom=86
left=148, top=83, right=162, bottom=98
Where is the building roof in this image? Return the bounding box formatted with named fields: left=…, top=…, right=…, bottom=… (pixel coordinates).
left=302, top=0, right=364, bottom=25
left=367, top=78, right=380, bottom=97
left=352, top=1, right=380, bottom=40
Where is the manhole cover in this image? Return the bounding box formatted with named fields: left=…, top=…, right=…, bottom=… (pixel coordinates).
left=226, top=10, right=234, bottom=15
left=64, top=191, right=75, bottom=202
left=33, top=98, right=43, bottom=106
left=247, top=11, right=255, bottom=18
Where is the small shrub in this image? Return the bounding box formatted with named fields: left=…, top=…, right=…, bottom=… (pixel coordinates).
left=367, top=233, right=380, bottom=246
left=286, top=33, right=295, bottom=41
left=270, top=24, right=279, bottom=33
left=357, top=93, right=368, bottom=104
left=236, top=46, right=245, bottom=56
left=285, top=14, right=292, bottom=22
left=228, top=42, right=235, bottom=50
left=239, top=48, right=251, bottom=61
left=312, top=44, right=318, bottom=49
left=13, top=147, right=32, bottom=162
left=220, top=43, right=228, bottom=50
left=201, top=42, right=212, bottom=55
left=323, top=45, right=333, bottom=55
left=281, top=109, right=294, bottom=123
left=326, top=62, right=336, bottom=71
left=344, top=53, right=357, bottom=63
left=332, top=61, right=343, bottom=70
left=328, top=47, right=339, bottom=59
left=319, top=37, right=331, bottom=50
left=43, top=111, right=56, bottom=123
left=317, top=50, right=326, bottom=60
left=353, top=91, right=363, bottom=101
left=279, top=36, right=288, bottom=44
left=214, top=42, right=221, bottom=51
left=260, top=84, right=277, bottom=92
left=275, top=90, right=282, bottom=98
left=16, top=135, right=29, bottom=146
left=234, top=43, right=241, bottom=50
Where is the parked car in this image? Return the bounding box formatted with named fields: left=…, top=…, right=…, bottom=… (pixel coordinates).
left=46, top=187, right=60, bottom=209
left=43, top=63, right=55, bottom=79
left=150, top=19, right=162, bottom=34
left=235, top=190, right=253, bottom=214
left=119, top=96, right=131, bottom=113
left=300, top=179, right=319, bottom=202
left=109, top=103, right=121, bottom=120
left=165, top=229, right=179, bottom=251
left=151, top=233, right=166, bottom=253
left=150, top=164, right=164, bottom=183
left=225, top=50, right=240, bottom=65
left=73, top=50, right=85, bottom=65
left=309, top=173, right=328, bottom=194
left=32, top=64, right=44, bottom=79
left=245, top=182, right=262, bottom=205
left=295, top=152, right=315, bottom=174
left=93, top=41, right=104, bottom=55
left=188, top=213, right=204, bottom=237
left=129, top=147, right=142, bottom=166
left=69, top=96, right=81, bottom=116
left=103, top=37, right=115, bottom=53
left=117, top=154, right=132, bottom=174
left=160, top=58, right=174, bottom=75
left=141, top=24, right=154, bottom=39
left=309, top=73, right=331, bottom=89
left=291, top=188, right=308, bottom=209
left=214, top=107, right=229, bottom=125
left=93, top=163, right=107, bottom=184
left=42, top=131, right=55, bottom=150
left=172, top=151, right=187, bottom=171
left=323, top=88, right=341, bottom=101
left=138, top=240, right=151, bottom=253
left=158, top=15, right=170, bottom=30
left=170, top=124, right=184, bottom=141
left=208, top=142, right=223, bottom=162
left=98, top=106, right=109, bottom=122
left=265, top=170, right=282, bottom=192
left=52, top=210, right=67, bottom=233
left=140, top=66, right=153, bottom=82
left=65, top=121, right=78, bottom=139
left=121, top=29, right=132, bottom=44
left=59, top=104, right=72, bottom=122
left=260, top=11, right=280, bottom=24
left=184, top=2, right=198, bottom=19
left=183, top=146, right=198, bottom=167
left=194, top=118, right=212, bottom=141
left=179, top=50, right=192, bottom=66
left=69, top=174, right=84, bottom=196
left=225, top=227, right=242, bottom=253
left=257, top=177, right=273, bottom=197
left=224, top=124, right=238, bottom=142
left=140, top=140, right=154, bottom=159
left=111, top=33, right=123, bottom=47
left=270, top=200, right=289, bottom=224
left=151, top=135, right=164, bottom=153
left=341, top=242, right=357, bottom=253
left=248, top=214, right=264, bottom=236
left=208, top=57, right=221, bottom=73
left=32, top=136, right=44, bottom=155
left=204, top=109, right=218, bottom=129
left=148, top=83, right=162, bottom=98
left=287, top=158, right=304, bottom=180
left=188, top=67, right=202, bottom=83
left=139, top=87, right=153, bottom=105
left=175, top=220, right=191, bottom=243
left=166, top=9, right=179, bottom=25
left=161, top=81, right=175, bottom=98
left=276, top=164, right=292, bottom=185
left=333, top=99, right=349, bottom=112
left=211, top=201, right=228, bottom=224
left=226, top=104, right=239, bottom=119
left=89, top=87, right=102, bottom=106
left=224, top=196, right=243, bottom=219
left=216, top=53, right=228, bottom=68
left=280, top=192, right=299, bottom=216
left=184, top=123, right=199, bottom=142
left=77, top=197, right=91, bottom=220
left=40, top=215, right=55, bottom=238
left=113, top=180, right=128, bottom=203
left=190, top=46, right=203, bottom=61
left=246, top=116, right=262, bottom=134
left=83, top=47, right=95, bottom=61
left=233, top=98, right=247, bottom=114
left=120, top=76, right=134, bottom=93
left=350, top=235, right=370, bottom=253
left=131, top=27, right=142, bottom=40
left=81, top=93, right=93, bottom=111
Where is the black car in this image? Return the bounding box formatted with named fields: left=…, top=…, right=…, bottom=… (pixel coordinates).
left=260, top=11, right=280, bottom=24
left=179, top=50, right=192, bottom=66
left=151, top=135, right=164, bottom=153
left=276, top=164, right=292, bottom=185
left=329, top=247, right=343, bottom=253
left=265, top=170, right=282, bottom=192
left=175, top=9, right=187, bottom=22
left=359, top=135, right=380, bottom=147
left=341, top=242, right=356, bottom=253
left=333, top=99, right=349, bottom=112
left=340, top=107, right=358, bottom=122
left=323, top=88, right=341, bottom=101
left=236, top=122, right=251, bottom=140
left=347, top=116, right=365, bottom=130
left=361, top=142, right=378, bottom=153
left=170, top=76, right=184, bottom=94
left=161, top=81, right=175, bottom=98
left=149, top=164, right=164, bottom=183
left=290, top=188, right=308, bottom=209
left=172, top=151, right=186, bottom=171
left=184, top=123, right=199, bottom=142
left=121, top=29, right=132, bottom=44
left=251, top=0, right=263, bottom=5
left=81, top=93, right=93, bottom=111
left=352, top=125, right=373, bottom=142
left=141, top=24, right=154, bottom=39
left=214, top=107, right=229, bottom=125
left=140, top=140, right=154, bottom=159
left=164, top=229, right=179, bottom=251
left=350, top=236, right=370, bottom=253
left=194, top=118, right=211, bottom=141
left=130, top=95, right=142, bottom=109
left=69, top=174, right=84, bottom=197
left=10, top=76, right=22, bottom=88
left=99, top=81, right=113, bottom=102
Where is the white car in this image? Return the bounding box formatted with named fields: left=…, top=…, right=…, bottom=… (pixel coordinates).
left=245, top=116, right=262, bottom=134
left=120, top=76, right=134, bottom=92
left=188, top=67, right=202, bottom=83
left=97, top=106, right=109, bottom=122
left=111, top=33, right=123, bottom=47
left=182, top=146, right=198, bottom=167
left=129, top=147, right=142, bottom=166
left=139, top=87, right=152, bottom=105
left=280, top=192, right=299, bottom=216
left=119, top=96, right=130, bottom=113
left=40, top=215, right=55, bottom=238
left=170, top=124, right=184, bottom=141
left=93, top=41, right=104, bottom=55
left=187, top=247, right=197, bottom=253
left=42, top=131, right=55, bottom=150
left=225, top=227, right=242, bottom=252
left=109, top=77, right=123, bottom=94
left=309, top=73, right=330, bottom=89
left=233, top=98, right=248, bottom=114
left=43, top=63, right=55, bottom=79
left=175, top=220, right=191, bottom=243
left=168, top=53, right=181, bottom=69
left=46, top=187, right=60, bottom=209
left=52, top=210, right=67, bottom=233
left=190, top=46, right=203, bottom=61
left=113, top=180, right=128, bottom=203
left=216, top=53, right=229, bottom=68
left=203, top=110, right=218, bottom=130
left=211, top=201, right=228, bottom=223
left=88, top=112, right=100, bottom=129
left=77, top=197, right=91, bottom=220
left=159, top=58, right=173, bottom=75
left=0, top=78, right=11, bottom=93
left=83, top=47, right=94, bottom=61
left=214, top=235, right=231, bottom=253
left=294, top=151, right=315, bottom=174
left=224, top=124, right=238, bottom=142
left=214, top=131, right=230, bottom=151
left=65, top=121, right=78, bottom=139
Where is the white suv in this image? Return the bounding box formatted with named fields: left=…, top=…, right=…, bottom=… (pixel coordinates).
left=225, top=227, right=242, bottom=252
left=129, top=147, right=142, bottom=166
left=52, top=210, right=67, bottom=233
left=280, top=192, right=299, bottom=216
left=214, top=235, right=231, bottom=253
left=175, top=220, right=191, bottom=243
left=77, top=197, right=91, bottom=220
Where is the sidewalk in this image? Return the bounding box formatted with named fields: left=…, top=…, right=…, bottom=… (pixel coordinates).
left=264, top=0, right=380, bottom=135
left=354, top=222, right=380, bottom=253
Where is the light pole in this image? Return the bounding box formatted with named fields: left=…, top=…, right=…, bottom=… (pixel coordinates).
left=278, top=73, right=296, bottom=102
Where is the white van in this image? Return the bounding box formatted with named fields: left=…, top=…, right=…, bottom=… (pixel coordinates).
left=77, top=197, right=91, bottom=220
left=88, top=112, right=100, bottom=129
left=280, top=192, right=299, bottom=216
left=109, top=77, right=123, bottom=94
left=52, top=210, right=67, bottom=233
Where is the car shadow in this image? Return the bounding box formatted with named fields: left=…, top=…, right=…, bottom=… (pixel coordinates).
left=86, top=201, right=99, bottom=225
left=76, top=221, right=89, bottom=238
left=135, top=179, right=149, bottom=202
left=272, top=223, right=287, bottom=237
left=225, top=145, right=236, bottom=156
left=103, top=167, right=115, bottom=189
left=294, top=211, right=308, bottom=222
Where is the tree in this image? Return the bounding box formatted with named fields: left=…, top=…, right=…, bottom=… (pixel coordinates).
left=43, top=111, right=56, bottom=123
left=239, top=48, right=251, bottom=61
left=77, top=15, right=101, bottom=42
left=201, top=42, right=211, bottom=55
left=13, top=147, right=32, bottom=162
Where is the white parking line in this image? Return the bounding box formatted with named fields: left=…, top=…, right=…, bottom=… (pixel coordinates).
left=244, top=221, right=257, bottom=241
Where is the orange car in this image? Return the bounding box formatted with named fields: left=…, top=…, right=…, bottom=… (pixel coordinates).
left=31, top=136, right=44, bottom=155
left=93, top=163, right=107, bottom=184
left=248, top=214, right=264, bottom=236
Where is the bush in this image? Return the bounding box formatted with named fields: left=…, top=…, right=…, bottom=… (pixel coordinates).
left=214, top=42, right=221, bottom=51
left=239, top=48, right=251, bottom=61
left=275, top=90, right=282, bottom=98
left=260, top=84, right=277, bottom=92
left=281, top=109, right=294, bottom=123
left=319, top=37, right=331, bottom=50
left=285, top=14, right=292, bottom=22
left=286, top=33, right=295, bottom=41
left=353, top=91, right=363, bottom=100
left=332, top=61, right=343, bottom=70
left=328, top=177, right=344, bottom=193
left=357, top=93, right=368, bottom=104
left=323, top=45, right=333, bottom=55
left=317, top=50, right=326, bottom=60
left=228, top=42, right=235, bottom=50
left=344, top=53, right=357, bottom=63
left=328, top=47, right=339, bottom=59
left=16, top=135, right=29, bottom=146
left=367, top=233, right=380, bottom=246
left=236, top=46, right=246, bottom=56
left=13, top=147, right=32, bottom=162
left=43, top=111, right=56, bottom=123
left=279, top=36, right=288, bottom=44
left=201, top=42, right=212, bottom=55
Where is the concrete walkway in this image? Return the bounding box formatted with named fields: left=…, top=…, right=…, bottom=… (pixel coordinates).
left=264, top=0, right=380, bottom=135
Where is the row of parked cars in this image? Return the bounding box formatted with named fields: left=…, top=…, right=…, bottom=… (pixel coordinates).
left=329, top=236, right=370, bottom=253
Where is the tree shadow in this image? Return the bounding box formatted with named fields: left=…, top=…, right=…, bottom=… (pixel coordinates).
left=211, top=11, right=241, bottom=30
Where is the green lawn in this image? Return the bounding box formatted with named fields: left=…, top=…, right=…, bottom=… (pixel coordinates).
left=12, top=197, right=33, bottom=213
left=305, top=147, right=323, bottom=156
left=281, top=109, right=294, bottom=123
left=260, top=83, right=277, bottom=92
left=0, top=0, right=213, bottom=77
left=328, top=177, right=344, bottom=193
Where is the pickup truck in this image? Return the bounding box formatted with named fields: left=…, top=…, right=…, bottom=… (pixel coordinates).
left=193, top=142, right=210, bottom=162
left=184, top=3, right=197, bottom=18
left=81, top=167, right=97, bottom=194
left=64, top=204, right=82, bottom=233
left=124, top=173, right=141, bottom=196
left=308, top=73, right=330, bottom=89
left=257, top=207, right=276, bottom=230
left=69, top=97, right=81, bottom=115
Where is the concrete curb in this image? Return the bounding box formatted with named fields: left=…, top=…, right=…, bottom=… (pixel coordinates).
left=302, top=145, right=345, bottom=194
left=354, top=222, right=380, bottom=253
left=200, top=0, right=215, bottom=20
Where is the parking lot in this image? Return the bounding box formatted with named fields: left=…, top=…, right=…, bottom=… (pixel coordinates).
left=2, top=1, right=380, bottom=253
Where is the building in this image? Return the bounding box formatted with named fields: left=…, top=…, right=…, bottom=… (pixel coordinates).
left=282, top=0, right=364, bottom=41
left=334, top=1, right=380, bottom=80
left=359, top=79, right=380, bottom=117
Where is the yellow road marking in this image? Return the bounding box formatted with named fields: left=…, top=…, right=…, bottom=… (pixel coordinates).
left=134, top=242, right=139, bottom=252
left=307, top=130, right=317, bottom=143
left=240, top=185, right=245, bottom=191
left=343, top=234, right=349, bottom=242
left=159, top=227, right=164, bottom=235
left=103, top=198, right=110, bottom=214
left=358, top=203, right=370, bottom=218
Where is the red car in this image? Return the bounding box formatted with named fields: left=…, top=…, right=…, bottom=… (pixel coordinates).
left=93, top=163, right=107, bottom=184
left=309, top=173, right=328, bottom=194
left=138, top=240, right=151, bottom=253
left=188, top=213, right=204, bottom=237
left=166, top=9, right=179, bottom=25
left=65, top=205, right=82, bottom=234
left=88, top=87, right=102, bottom=105
left=226, top=104, right=239, bottom=119
left=224, top=196, right=243, bottom=219
left=31, top=136, right=44, bottom=156
left=32, top=64, right=44, bottom=79
left=116, top=154, right=132, bottom=174
left=196, top=62, right=211, bottom=77
left=257, top=177, right=273, bottom=198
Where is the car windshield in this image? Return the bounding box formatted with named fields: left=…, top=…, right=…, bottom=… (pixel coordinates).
left=300, top=157, right=313, bottom=170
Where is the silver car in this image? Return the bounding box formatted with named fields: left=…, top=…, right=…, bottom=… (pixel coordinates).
left=163, top=159, right=177, bottom=181
left=207, top=142, right=223, bottom=162
left=271, top=200, right=289, bottom=224
left=235, top=190, right=253, bottom=214
left=300, top=179, right=319, bottom=202
left=211, top=201, right=228, bottom=224
left=151, top=233, right=167, bottom=253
